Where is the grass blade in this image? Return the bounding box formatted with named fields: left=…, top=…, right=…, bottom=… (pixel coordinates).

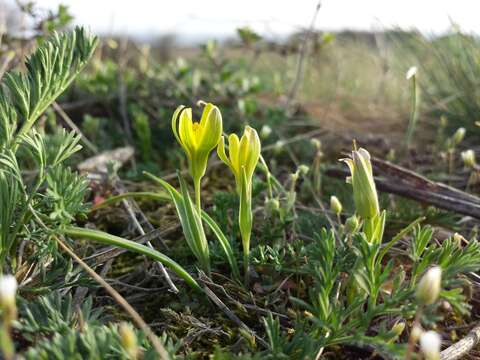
left=64, top=226, right=201, bottom=291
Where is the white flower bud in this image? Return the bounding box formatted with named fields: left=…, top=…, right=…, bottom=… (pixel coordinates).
left=0, top=275, right=17, bottom=308
left=416, top=266, right=442, bottom=305
left=420, top=331, right=441, bottom=360
left=461, top=150, right=476, bottom=168
left=330, top=195, right=342, bottom=215
left=260, top=125, right=272, bottom=139
left=273, top=140, right=284, bottom=154
left=406, top=66, right=418, bottom=79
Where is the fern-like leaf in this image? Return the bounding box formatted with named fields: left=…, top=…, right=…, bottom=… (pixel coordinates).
left=0, top=27, right=97, bottom=146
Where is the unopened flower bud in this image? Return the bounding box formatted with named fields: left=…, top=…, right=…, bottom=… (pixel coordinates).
left=298, top=165, right=309, bottom=175
left=264, top=197, right=280, bottom=216
left=0, top=275, right=17, bottom=307
left=453, top=232, right=466, bottom=246
left=330, top=195, right=342, bottom=215
left=273, top=140, right=284, bottom=154
left=341, top=148, right=380, bottom=219
left=411, top=325, right=423, bottom=343
left=260, top=125, right=272, bottom=139
left=440, top=116, right=448, bottom=128
left=406, top=66, right=417, bottom=79
left=420, top=331, right=441, bottom=360
left=391, top=321, right=405, bottom=337
left=453, top=127, right=466, bottom=145
left=290, top=172, right=299, bottom=184
left=416, top=266, right=442, bottom=305
left=119, top=322, right=138, bottom=359
left=345, top=215, right=360, bottom=233
left=0, top=275, right=17, bottom=322
left=461, top=150, right=476, bottom=168
left=386, top=149, right=395, bottom=162
left=310, top=138, right=322, bottom=150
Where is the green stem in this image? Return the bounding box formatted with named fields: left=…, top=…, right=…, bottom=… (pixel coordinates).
left=0, top=322, right=14, bottom=360
left=243, top=234, right=250, bottom=284
left=405, top=74, right=418, bottom=149
left=194, top=176, right=202, bottom=215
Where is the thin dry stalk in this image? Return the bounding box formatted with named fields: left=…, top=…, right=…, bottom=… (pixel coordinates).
left=29, top=206, right=170, bottom=360
left=52, top=101, right=99, bottom=154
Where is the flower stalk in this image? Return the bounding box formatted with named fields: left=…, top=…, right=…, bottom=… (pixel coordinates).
left=218, top=126, right=261, bottom=279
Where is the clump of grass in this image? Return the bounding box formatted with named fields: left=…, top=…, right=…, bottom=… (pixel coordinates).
left=406, top=29, right=480, bottom=133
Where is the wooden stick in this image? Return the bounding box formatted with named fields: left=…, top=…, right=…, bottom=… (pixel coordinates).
left=326, top=158, right=480, bottom=219
left=440, top=324, right=480, bottom=360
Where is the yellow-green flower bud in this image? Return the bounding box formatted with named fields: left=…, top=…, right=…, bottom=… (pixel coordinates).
left=217, top=126, right=261, bottom=195
left=330, top=195, right=342, bottom=215
left=341, top=148, right=380, bottom=219
left=298, top=164, right=309, bottom=175
left=119, top=322, right=138, bottom=360
left=453, top=127, right=466, bottom=146
left=218, top=126, right=261, bottom=275
left=411, top=325, right=423, bottom=343
left=391, top=321, right=405, bottom=337
left=386, top=149, right=395, bottom=162
left=440, top=115, right=448, bottom=128
left=416, top=266, right=442, bottom=305
left=264, top=197, right=280, bottom=217
left=461, top=149, right=476, bottom=168
left=310, top=138, right=322, bottom=151
left=172, top=103, right=223, bottom=184
left=345, top=215, right=360, bottom=233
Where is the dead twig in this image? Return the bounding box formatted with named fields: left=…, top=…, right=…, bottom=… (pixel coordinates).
left=118, top=187, right=179, bottom=293
left=326, top=157, right=480, bottom=219
left=285, top=1, right=322, bottom=110
left=52, top=101, right=99, bottom=154
left=198, top=274, right=268, bottom=348
left=440, top=324, right=480, bottom=360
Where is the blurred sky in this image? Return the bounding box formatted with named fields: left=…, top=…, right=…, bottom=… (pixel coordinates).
left=14, top=0, right=480, bottom=42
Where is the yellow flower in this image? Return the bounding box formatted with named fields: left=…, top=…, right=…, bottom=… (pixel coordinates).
left=217, top=126, right=261, bottom=194
left=172, top=102, right=222, bottom=209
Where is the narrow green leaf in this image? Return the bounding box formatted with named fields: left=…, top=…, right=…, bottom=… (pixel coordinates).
left=202, top=212, right=240, bottom=280
left=64, top=226, right=201, bottom=291
left=92, top=186, right=240, bottom=279
left=144, top=171, right=210, bottom=274
left=178, top=173, right=210, bottom=274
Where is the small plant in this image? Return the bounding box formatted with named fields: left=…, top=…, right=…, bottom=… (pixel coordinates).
left=217, top=126, right=261, bottom=278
